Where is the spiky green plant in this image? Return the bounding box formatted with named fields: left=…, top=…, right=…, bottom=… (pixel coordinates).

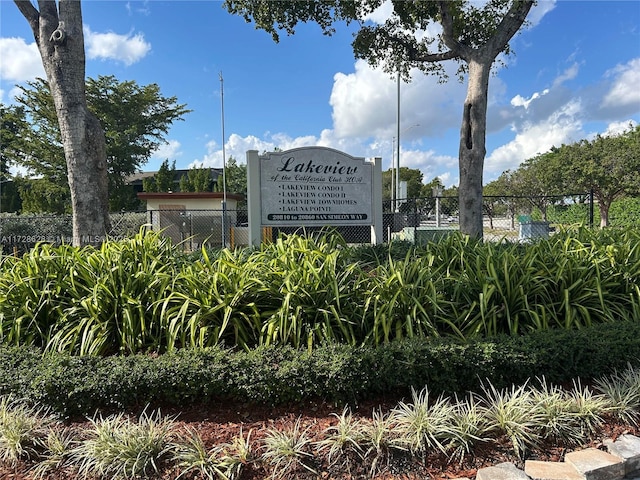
left=360, top=408, right=399, bottom=477
left=566, top=380, right=610, bottom=438
left=446, top=393, right=490, bottom=463
left=72, top=408, right=175, bottom=479
left=361, top=253, right=457, bottom=344
left=530, top=380, right=587, bottom=446
left=316, top=407, right=366, bottom=467
left=481, top=382, right=542, bottom=459
left=32, top=427, right=77, bottom=479
left=261, top=417, right=316, bottom=479
left=0, top=243, right=78, bottom=349
left=252, top=233, right=364, bottom=348
left=390, top=387, right=459, bottom=456
left=217, top=428, right=254, bottom=480
left=0, top=396, right=55, bottom=466
left=48, top=230, right=176, bottom=355
left=594, top=363, right=640, bottom=426
left=172, top=428, right=226, bottom=480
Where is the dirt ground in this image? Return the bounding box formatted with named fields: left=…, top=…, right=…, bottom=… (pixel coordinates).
left=1, top=395, right=638, bottom=480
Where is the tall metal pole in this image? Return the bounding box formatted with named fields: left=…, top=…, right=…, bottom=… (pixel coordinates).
left=395, top=72, right=401, bottom=212
left=391, top=136, right=395, bottom=213
left=219, top=72, right=228, bottom=247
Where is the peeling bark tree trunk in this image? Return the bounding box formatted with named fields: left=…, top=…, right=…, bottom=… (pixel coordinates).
left=15, top=0, right=110, bottom=246
left=458, top=59, right=491, bottom=238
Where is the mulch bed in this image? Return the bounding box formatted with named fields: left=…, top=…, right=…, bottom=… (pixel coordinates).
left=1, top=395, right=638, bottom=479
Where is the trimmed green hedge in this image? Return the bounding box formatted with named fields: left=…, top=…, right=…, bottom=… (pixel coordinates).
left=1, top=320, right=639, bottom=418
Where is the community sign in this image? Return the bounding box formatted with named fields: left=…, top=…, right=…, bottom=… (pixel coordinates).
left=246, top=147, right=382, bottom=244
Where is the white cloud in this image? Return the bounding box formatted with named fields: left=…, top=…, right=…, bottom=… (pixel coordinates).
left=603, top=119, right=638, bottom=137
left=0, top=37, right=44, bottom=82
left=330, top=59, right=464, bottom=141
left=510, top=89, right=550, bottom=110
left=602, top=58, right=640, bottom=110
left=361, top=0, right=393, bottom=24
left=485, top=99, right=584, bottom=179
left=84, top=25, right=151, bottom=66
left=401, top=148, right=459, bottom=186
left=524, top=0, right=557, bottom=29
left=552, top=62, right=580, bottom=88
left=194, top=132, right=324, bottom=169
left=151, top=139, right=182, bottom=161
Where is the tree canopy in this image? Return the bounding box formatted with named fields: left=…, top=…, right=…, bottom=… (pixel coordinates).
left=5, top=76, right=189, bottom=212
left=143, top=159, right=176, bottom=193
left=544, top=125, right=639, bottom=227
left=486, top=125, right=640, bottom=227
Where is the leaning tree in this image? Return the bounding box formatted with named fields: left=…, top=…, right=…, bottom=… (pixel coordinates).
left=14, top=0, right=110, bottom=246
left=224, top=0, right=534, bottom=238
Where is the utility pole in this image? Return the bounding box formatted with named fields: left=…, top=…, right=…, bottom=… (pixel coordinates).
left=219, top=72, right=228, bottom=247
left=396, top=72, right=401, bottom=213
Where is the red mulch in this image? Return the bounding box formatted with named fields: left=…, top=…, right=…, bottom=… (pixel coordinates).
left=1, top=395, right=638, bottom=480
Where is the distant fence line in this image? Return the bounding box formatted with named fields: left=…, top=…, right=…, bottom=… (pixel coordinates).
left=0, top=191, right=624, bottom=253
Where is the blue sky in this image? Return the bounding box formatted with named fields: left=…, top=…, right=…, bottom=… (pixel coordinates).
left=1, top=0, right=639, bottom=187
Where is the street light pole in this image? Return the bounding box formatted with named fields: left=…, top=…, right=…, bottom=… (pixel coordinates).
left=219, top=72, right=228, bottom=247
left=396, top=72, right=401, bottom=212
left=391, top=136, right=396, bottom=213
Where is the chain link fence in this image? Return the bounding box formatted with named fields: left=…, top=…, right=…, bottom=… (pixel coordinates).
left=6, top=192, right=640, bottom=253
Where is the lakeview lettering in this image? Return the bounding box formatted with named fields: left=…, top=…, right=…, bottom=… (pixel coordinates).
left=278, top=156, right=359, bottom=175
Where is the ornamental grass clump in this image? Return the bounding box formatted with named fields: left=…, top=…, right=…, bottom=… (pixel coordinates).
left=360, top=408, right=399, bottom=476
left=530, top=379, right=588, bottom=447
left=0, top=395, right=56, bottom=466
left=316, top=407, right=366, bottom=468
left=31, top=427, right=77, bottom=479
left=250, top=233, right=364, bottom=348
left=261, top=417, right=316, bottom=479
left=72, top=408, right=175, bottom=479
left=595, top=363, right=640, bottom=426
left=390, top=387, right=460, bottom=456
left=172, top=427, right=253, bottom=480
left=481, top=382, right=542, bottom=459
left=172, top=429, right=220, bottom=480
left=564, top=380, right=610, bottom=439
left=446, top=393, right=490, bottom=463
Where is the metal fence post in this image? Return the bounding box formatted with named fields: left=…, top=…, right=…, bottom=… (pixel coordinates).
left=589, top=189, right=594, bottom=228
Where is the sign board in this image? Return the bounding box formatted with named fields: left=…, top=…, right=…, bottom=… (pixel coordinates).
left=259, top=148, right=372, bottom=226
left=246, top=147, right=382, bottom=246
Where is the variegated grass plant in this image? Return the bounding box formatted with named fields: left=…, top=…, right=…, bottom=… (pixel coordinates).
left=31, top=427, right=77, bottom=479
left=71, top=408, right=175, bottom=479
left=0, top=395, right=57, bottom=466
left=172, top=427, right=253, bottom=480
left=389, top=387, right=460, bottom=456
left=595, top=363, right=640, bottom=426
left=480, top=382, right=542, bottom=459
left=316, top=407, right=366, bottom=469
left=261, top=417, right=316, bottom=479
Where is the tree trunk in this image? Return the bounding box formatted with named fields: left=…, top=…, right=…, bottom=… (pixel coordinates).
left=458, top=58, right=491, bottom=238
left=599, top=198, right=610, bottom=228
left=15, top=0, right=110, bottom=246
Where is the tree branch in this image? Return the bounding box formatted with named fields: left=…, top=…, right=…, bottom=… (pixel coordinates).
left=413, top=50, right=459, bottom=63
left=487, top=0, right=534, bottom=55
left=14, top=0, right=40, bottom=36
left=437, top=1, right=469, bottom=58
